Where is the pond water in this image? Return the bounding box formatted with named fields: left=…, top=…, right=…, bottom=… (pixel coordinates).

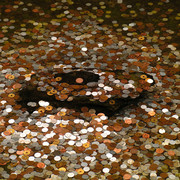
left=0, top=0, right=179, bottom=180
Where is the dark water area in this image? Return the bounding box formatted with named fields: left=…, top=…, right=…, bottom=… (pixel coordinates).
left=0, top=0, right=179, bottom=180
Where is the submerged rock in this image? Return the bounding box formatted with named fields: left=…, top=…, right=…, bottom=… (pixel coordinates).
left=17, top=69, right=155, bottom=117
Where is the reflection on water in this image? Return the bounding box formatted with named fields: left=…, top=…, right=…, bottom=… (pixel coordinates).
left=0, top=0, right=179, bottom=179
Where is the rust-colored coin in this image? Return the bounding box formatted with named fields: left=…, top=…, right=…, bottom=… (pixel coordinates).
left=83, top=112, right=91, bottom=117
left=113, top=123, right=122, bottom=131
left=121, top=79, right=128, bottom=84
left=59, top=94, right=68, bottom=100
left=113, top=148, right=121, bottom=153
left=61, top=83, right=69, bottom=87
left=57, top=86, right=63, bottom=91
left=4, top=131, right=11, bottom=136
left=79, top=90, right=86, bottom=95
left=149, top=163, right=158, bottom=170
left=81, top=106, right=89, bottom=112
left=125, top=119, right=132, bottom=124
left=99, top=95, right=109, bottom=102
left=156, top=148, right=164, bottom=154
left=160, top=173, right=168, bottom=178
left=5, top=88, right=13, bottom=93
left=76, top=78, right=84, bottom=84
left=37, top=162, right=45, bottom=168
left=71, top=91, right=78, bottom=96
left=123, top=174, right=131, bottom=180
left=61, top=89, right=68, bottom=94
left=9, top=174, right=17, bottom=179
left=13, top=83, right=22, bottom=89
left=142, top=133, right=150, bottom=139
left=21, top=155, right=29, bottom=161
left=167, top=150, right=175, bottom=156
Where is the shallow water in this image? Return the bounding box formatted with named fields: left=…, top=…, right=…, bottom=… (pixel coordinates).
left=0, top=0, right=179, bottom=180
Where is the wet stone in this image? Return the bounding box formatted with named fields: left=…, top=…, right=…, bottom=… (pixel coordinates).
left=16, top=70, right=155, bottom=117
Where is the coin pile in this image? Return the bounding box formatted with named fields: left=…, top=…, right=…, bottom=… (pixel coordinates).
left=0, top=0, right=179, bottom=180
